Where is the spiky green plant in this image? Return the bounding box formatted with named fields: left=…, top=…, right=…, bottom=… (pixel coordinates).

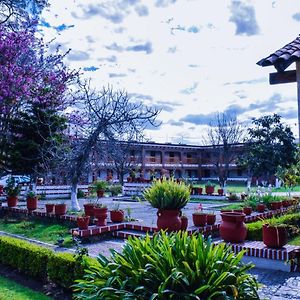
left=73, top=231, right=259, bottom=299
left=143, top=177, right=190, bottom=209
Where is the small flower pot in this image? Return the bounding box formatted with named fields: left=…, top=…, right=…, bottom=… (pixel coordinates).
left=77, top=216, right=90, bottom=230
left=180, top=216, right=188, bottom=230
left=83, top=203, right=95, bottom=217
left=0, top=185, right=3, bottom=195
left=205, top=186, right=214, bottom=195
left=97, top=190, right=104, bottom=198
left=218, top=188, right=224, bottom=196
left=282, top=200, right=289, bottom=208
left=110, top=210, right=125, bottom=223
left=270, top=201, right=282, bottom=210
left=7, top=196, right=18, bottom=207
left=54, top=204, right=67, bottom=216
left=192, top=213, right=207, bottom=227
left=206, top=214, right=216, bottom=225
left=256, top=204, right=265, bottom=213
left=45, top=203, right=55, bottom=213
left=157, top=209, right=181, bottom=232
left=243, top=207, right=252, bottom=216
left=26, top=197, right=37, bottom=211
left=262, top=224, right=287, bottom=248
left=94, top=207, right=108, bottom=226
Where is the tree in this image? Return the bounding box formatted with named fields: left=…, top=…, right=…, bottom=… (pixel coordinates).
left=0, top=24, right=78, bottom=180
left=68, top=81, right=159, bottom=210
left=240, top=114, right=297, bottom=183
left=204, top=112, right=244, bottom=188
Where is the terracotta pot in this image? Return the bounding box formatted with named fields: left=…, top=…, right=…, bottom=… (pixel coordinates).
left=0, top=185, right=3, bottom=194
left=94, top=207, right=108, bottom=226
left=205, top=186, right=214, bottom=195
left=27, top=197, right=37, bottom=211
left=45, top=203, right=55, bottom=213
left=198, top=187, right=203, bottom=195
left=243, top=207, right=252, bottom=216
left=127, top=177, right=132, bottom=183
left=77, top=216, right=90, bottom=230
left=282, top=200, right=289, bottom=208
left=192, top=213, right=207, bottom=227
left=206, top=214, right=216, bottom=225
left=221, top=209, right=232, bottom=213
left=262, top=224, right=287, bottom=248
left=97, top=190, right=104, bottom=198
left=54, top=204, right=67, bottom=216
left=110, top=210, right=124, bottom=222
left=157, top=209, right=181, bottom=231
left=180, top=216, right=188, bottom=230
left=7, top=196, right=18, bottom=207
left=83, top=203, right=95, bottom=217
left=270, top=201, right=281, bottom=210
left=219, top=212, right=247, bottom=243
left=218, top=188, right=224, bottom=196
left=256, top=204, right=265, bottom=213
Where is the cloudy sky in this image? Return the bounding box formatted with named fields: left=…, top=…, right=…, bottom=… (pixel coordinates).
left=39, top=0, right=300, bottom=144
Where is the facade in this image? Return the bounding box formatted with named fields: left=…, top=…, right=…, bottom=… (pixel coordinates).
left=91, top=141, right=248, bottom=183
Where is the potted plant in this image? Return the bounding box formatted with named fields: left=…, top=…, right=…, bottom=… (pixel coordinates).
left=262, top=218, right=288, bottom=248
left=206, top=212, right=216, bottom=225
left=110, top=203, right=124, bottom=223
left=217, top=188, right=224, bottom=196
left=90, top=180, right=108, bottom=198
left=45, top=203, right=55, bottom=213
left=54, top=202, right=67, bottom=215
left=26, top=191, right=38, bottom=211
left=256, top=202, right=266, bottom=213
left=219, top=211, right=247, bottom=243
left=192, top=204, right=207, bottom=227
left=77, top=214, right=90, bottom=230
left=94, top=203, right=108, bottom=226
left=205, top=181, right=215, bottom=195
left=243, top=206, right=252, bottom=216
left=180, top=213, right=188, bottom=230
left=269, top=201, right=282, bottom=210
left=83, top=200, right=95, bottom=217
left=143, top=177, right=190, bottom=231
left=4, top=177, right=21, bottom=207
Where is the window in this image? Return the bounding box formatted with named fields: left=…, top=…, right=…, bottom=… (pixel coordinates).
left=169, top=152, right=174, bottom=157
left=150, top=151, right=155, bottom=157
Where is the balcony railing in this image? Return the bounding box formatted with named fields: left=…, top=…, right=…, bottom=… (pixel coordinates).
left=145, top=157, right=162, bottom=164
left=165, top=157, right=181, bottom=163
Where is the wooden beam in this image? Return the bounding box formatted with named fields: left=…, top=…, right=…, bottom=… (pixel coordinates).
left=269, top=70, right=296, bottom=85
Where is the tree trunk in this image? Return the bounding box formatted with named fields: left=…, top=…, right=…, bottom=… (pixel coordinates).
left=71, top=179, right=80, bottom=211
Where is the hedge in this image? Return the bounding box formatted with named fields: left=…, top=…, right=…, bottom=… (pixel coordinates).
left=0, top=236, right=97, bottom=288
left=247, top=212, right=300, bottom=241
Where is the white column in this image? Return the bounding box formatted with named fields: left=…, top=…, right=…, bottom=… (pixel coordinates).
left=296, top=61, right=300, bottom=141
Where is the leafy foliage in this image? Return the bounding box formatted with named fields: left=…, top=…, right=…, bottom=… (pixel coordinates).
left=240, top=114, right=297, bottom=179
left=90, top=180, right=108, bottom=192
left=3, top=176, right=21, bottom=196
left=143, top=177, right=190, bottom=209
left=73, top=231, right=259, bottom=299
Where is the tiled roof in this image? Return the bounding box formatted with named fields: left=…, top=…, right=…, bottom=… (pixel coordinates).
left=257, top=35, right=300, bottom=72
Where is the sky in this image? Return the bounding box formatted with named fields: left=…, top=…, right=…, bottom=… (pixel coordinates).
left=39, top=0, right=300, bottom=145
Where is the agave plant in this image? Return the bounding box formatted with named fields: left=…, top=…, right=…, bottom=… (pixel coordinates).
left=73, top=231, right=259, bottom=299
left=143, top=177, right=190, bottom=209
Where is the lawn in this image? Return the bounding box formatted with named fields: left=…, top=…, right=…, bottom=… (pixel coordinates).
left=289, top=235, right=300, bottom=246
left=0, top=275, right=50, bottom=300
left=0, top=218, right=74, bottom=247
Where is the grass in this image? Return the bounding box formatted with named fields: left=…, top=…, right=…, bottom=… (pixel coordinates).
left=289, top=235, right=300, bottom=246
left=0, top=218, right=74, bottom=247
left=0, top=275, right=50, bottom=300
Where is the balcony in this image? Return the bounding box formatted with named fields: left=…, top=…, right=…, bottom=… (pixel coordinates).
left=165, top=157, right=181, bottom=163
left=145, top=157, right=162, bottom=164
left=183, top=158, right=198, bottom=164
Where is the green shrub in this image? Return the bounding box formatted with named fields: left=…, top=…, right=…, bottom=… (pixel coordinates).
left=108, top=184, right=122, bottom=196
left=73, top=231, right=259, bottom=299
left=0, top=236, right=52, bottom=279
left=47, top=252, right=91, bottom=288
left=77, top=189, right=86, bottom=198
left=143, top=177, right=190, bottom=209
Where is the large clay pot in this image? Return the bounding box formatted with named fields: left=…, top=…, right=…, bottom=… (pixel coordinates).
left=157, top=209, right=181, bottom=231
left=77, top=216, right=90, bottom=230
left=27, top=197, right=37, bottom=211
left=83, top=203, right=95, bottom=217
left=270, top=201, right=281, bottom=210
left=243, top=207, right=252, bottom=216
left=110, top=210, right=124, bottom=222
left=206, top=214, right=216, bottom=225
left=45, top=203, right=55, bottom=213
left=180, top=216, right=188, bottom=230
left=192, top=213, right=207, bottom=227
left=7, top=196, right=18, bottom=207
left=97, top=190, right=104, bottom=198
left=256, top=203, right=265, bottom=213
left=220, top=212, right=247, bottom=243
left=54, top=204, right=67, bottom=216
left=205, top=186, right=214, bottom=195
left=94, top=207, right=108, bottom=226
left=282, top=200, right=289, bottom=208
left=263, top=224, right=287, bottom=248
